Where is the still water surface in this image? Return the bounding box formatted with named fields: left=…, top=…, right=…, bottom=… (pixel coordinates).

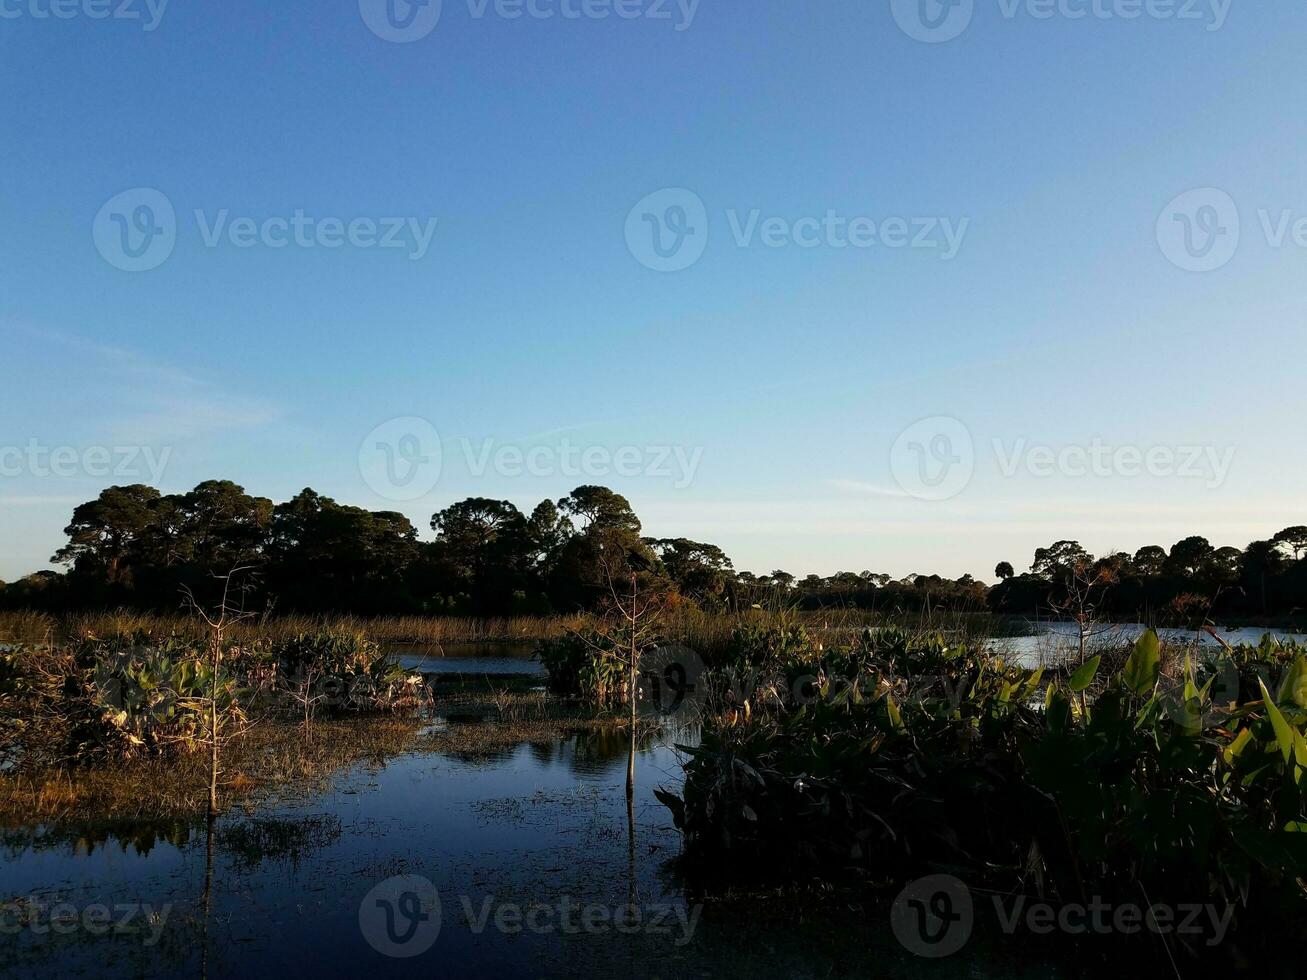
left=994, top=622, right=1305, bottom=666
left=390, top=641, right=544, bottom=677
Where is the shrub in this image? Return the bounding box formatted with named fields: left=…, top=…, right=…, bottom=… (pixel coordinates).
left=720, top=623, right=813, bottom=673
left=76, top=638, right=245, bottom=757
left=267, top=632, right=426, bottom=715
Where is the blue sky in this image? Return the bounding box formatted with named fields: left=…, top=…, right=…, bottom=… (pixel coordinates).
left=2, top=0, right=1305, bottom=582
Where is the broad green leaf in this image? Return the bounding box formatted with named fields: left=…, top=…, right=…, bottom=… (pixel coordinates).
left=885, top=694, right=904, bottom=732
left=1182, top=654, right=1199, bottom=702
left=1278, top=655, right=1307, bottom=709
left=1069, top=655, right=1102, bottom=693
left=1021, top=667, right=1045, bottom=699
left=1223, top=727, right=1253, bottom=765
left=1046, top=687, right=1072, bottom=732
left=1259, top=678, right=1295, bottom=764
left=1198, top=672, right=1216, bottom=700
left=1122, top=629, right=1161, bottom=695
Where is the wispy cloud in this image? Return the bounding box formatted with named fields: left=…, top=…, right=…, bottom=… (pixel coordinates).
left=825, top=478, right=911, bottom=498
left=6, top=320, right=283, bottom=443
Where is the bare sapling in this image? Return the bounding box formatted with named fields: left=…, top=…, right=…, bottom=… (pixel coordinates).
left=182, top=566, right=256, bottom=820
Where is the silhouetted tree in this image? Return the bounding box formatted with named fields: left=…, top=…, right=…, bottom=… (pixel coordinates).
left=646, top=538, right=734, bottom=609
left=1032, top=541, right=1093, bottom=583
left=1166, top=536, right=1215, bottom=578
left=1274, top=526, right=1307, bottom=562
left=1132, top=545, right=1168, bottom=577
left=53, top=484, right=163, bottom=588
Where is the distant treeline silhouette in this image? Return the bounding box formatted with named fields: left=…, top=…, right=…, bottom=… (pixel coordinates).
left=2, top=480, right=1305, bottom=622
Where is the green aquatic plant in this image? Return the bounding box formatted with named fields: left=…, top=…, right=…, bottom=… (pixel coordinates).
left=535, top=631, right=626, bottom=705
left=721, top=623, right=814, bottom=673
left=81, top=641, right=246, bottom=757
left=267, top=631, right=425, bottom=716
left=661, top=629, right=1307, bottom=955
left=666, top=630, right=1044, bottom=873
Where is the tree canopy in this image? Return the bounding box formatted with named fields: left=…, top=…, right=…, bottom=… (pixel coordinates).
left=7, top=484, right=1306, bottom=622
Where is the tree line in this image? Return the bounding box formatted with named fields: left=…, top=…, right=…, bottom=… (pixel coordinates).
left=0, top=481, right=738, bottom=615
left=986, top=530, right=1307, bottom=623
left=2, top=480, right=1305, bottom=623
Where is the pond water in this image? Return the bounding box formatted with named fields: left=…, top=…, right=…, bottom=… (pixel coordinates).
left=389, top=641, right=545, bottom=678
left=0, top=645, right=1101, bottom=978
left=993, top=622, right=1305, bottom=666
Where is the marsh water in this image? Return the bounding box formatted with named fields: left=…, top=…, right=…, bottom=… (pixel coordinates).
left=390, top=641, right=545, bottom=677
left=5, top=633, right=1289, bottom=978
left=993, top=621, right=1305, bottom=666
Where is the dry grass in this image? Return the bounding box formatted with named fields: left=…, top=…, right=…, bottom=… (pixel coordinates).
left=0, top=606, right=1006, bottom=654
left=0, top=609, right=58, bottom=646
left=0, top=609, right=588, bottom=647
